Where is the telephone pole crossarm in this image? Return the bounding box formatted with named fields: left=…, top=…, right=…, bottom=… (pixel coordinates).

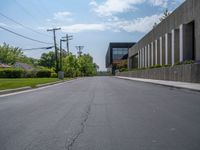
left=76, top=46, right=84, bottom=57
left=62, top=34, right=73, bottom=54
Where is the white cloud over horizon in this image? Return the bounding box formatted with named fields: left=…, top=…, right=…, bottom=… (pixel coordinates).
left=90, top=0, right=168, bottom=17
left=60, top=13, right=162, bottom=33
left=90, top=0, right=145, bottom=17
left=46, top=11, right=74, bottom=24
left=43, top=0, right=184, bottom=34
left=114, top=14, right=162, bottom=32
left=61, top=23, right=106, bottom=33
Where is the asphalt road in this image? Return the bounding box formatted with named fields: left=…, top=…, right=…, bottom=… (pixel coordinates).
left=0, top=77, right=200, bottom=150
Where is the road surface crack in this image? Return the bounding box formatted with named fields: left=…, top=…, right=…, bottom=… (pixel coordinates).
left=65, top=94, right=94, bottom=150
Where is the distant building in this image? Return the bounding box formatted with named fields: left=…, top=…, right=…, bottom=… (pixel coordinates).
left=13, top=62, right=33, bottom=70
left=129, top=0, right=200, bottom=69
left=0, top=63, right=11, bottom=68
left=106, top=42, right=136, bottom=74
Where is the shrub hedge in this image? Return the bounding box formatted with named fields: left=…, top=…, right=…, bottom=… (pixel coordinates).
left=0, top=68, right=24, bottom=78
left=50, top=73, right=57, bottom=78
left=36, top=69, right=52, bottom=78
left=0, top=68, right=53, bottom=78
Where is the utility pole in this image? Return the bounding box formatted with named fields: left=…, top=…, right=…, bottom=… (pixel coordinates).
left=76, top=46, right=84, bottom=57
left=47, top=27, right=61, bottom=73
left=60, top=39, right=66, bottom=71
left=62, top=34, right=73, bottom=54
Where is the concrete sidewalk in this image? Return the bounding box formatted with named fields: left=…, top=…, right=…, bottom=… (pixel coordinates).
left=116, top=76, right=200, bottom=92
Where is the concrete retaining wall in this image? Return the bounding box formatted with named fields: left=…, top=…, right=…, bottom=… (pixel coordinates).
left=116, top=64, right=200, bottom=83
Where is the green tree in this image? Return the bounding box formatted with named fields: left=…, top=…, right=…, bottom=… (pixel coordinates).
left=38, top=51, right=55, bottom=69
left=0, top=43, right=39, bottom=66
left=0, top=43, right=23, bottom=64
left=63, top=53, right=80, bottom=77
left=77, top=54, right=98, bottom=76
left=19, top=56, right=38, bottom=66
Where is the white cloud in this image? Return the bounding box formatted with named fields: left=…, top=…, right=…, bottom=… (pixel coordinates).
left=90, top=0, right=145, bottom=16
left=61, top=23, right=106, bottom=33
left=115, top=14, right=162, bottom=32
left=90, top=0, right=169, bottom=16
left=53, top=11, right=72, bottom=21
left=46, top=11, right=73, bottom=25
left=60, top=13, right=162, bottom=33
left=90, top=0, right=98, bottom=6
left=148, top=0, right=168, bottom=7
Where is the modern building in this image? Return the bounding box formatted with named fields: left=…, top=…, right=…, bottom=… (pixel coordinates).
left=106, top=42, right=135, bottom=74
left=128, top=0, right=200, bottom=69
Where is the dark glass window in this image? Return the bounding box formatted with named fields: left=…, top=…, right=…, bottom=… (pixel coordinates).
left=112, top=48, right=128, bottom=60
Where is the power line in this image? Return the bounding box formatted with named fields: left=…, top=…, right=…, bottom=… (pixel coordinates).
left=0, top=12, right=50, bottom=37
left=13, top=0, right=44, bottom=26
left=0, top=25, right=52, bottom=45
left=22, top=46, right=54, bottom=51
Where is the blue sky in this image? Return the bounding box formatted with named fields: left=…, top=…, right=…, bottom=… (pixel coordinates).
left=0, top=0, right=184, bottom=70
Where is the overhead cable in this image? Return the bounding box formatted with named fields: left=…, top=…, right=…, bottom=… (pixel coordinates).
left=0, top=12, right=49, bottom=37
left=0, top=25, right=52, bottom=45
left=22, top=46, right=54, bottom=51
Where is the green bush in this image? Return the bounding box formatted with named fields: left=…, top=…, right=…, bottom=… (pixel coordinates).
left=0, top=68, right=56, bottom=78
left=50, top=72, right=57, bottom=78
left=119, top=68, right=128, bottom=72
left=183, top=60, right=195, bottom=64
left=163, top=64, right=171, bottom=67
left=24, top=69, right=37, bottom=78
left=0, top=68, right=25, bottom=78
left=174, top=60, right=195, bottom=66
left=149, top=64, right=162, bottom=69
left=36, top=69, right=51, bottom=78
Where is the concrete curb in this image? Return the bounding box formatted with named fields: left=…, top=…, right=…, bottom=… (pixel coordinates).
left=36, top=78, right=79, bottom=88
left=0, top=78, right=76, bottom=95
left=36, top=80, right=65, bottom=87
left=115, top=76, right=200, bottom=92
left=0, top=86, right=32, bottom=95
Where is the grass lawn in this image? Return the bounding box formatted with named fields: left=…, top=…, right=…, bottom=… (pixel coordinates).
left=0, top=78, right=62, bottom=90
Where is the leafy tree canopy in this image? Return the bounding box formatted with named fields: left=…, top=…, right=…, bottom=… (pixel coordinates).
left=38, top=51, right=55, bottom=69
left=0, top=43, right=38, bottom=65
left=78, top=54, right=98, bottom=76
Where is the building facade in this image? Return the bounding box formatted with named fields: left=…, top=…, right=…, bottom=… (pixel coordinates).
left=128, top=0, right=200, bottom=69
left=106, top=42, right=135, bottom=74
